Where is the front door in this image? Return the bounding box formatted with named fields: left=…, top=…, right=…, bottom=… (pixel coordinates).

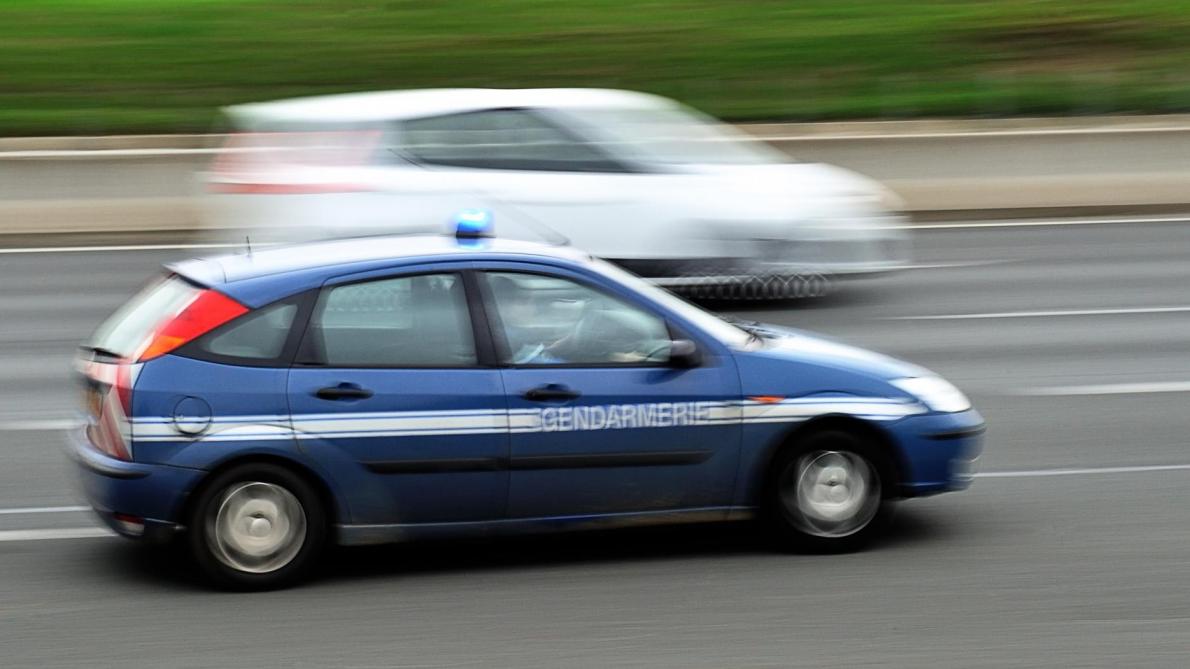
left=479, top=269, right=741, bottom=519
left=286, top=269, right=509, bottom=525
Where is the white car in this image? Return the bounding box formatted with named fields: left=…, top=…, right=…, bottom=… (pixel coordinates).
left=201, top=88, right=909, bottom=297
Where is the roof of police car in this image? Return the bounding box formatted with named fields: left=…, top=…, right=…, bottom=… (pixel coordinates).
left=170, top=234, right=592, bottom=287
left=226, top=88, right=669, bottom=124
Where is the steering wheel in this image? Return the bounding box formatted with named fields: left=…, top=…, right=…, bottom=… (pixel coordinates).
left=564, top=309, right=607, bottom=360
left=568, top=307, right=654, bottom=362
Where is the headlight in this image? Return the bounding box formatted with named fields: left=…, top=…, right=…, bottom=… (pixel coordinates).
left=891, top=376, right=970, bottom=413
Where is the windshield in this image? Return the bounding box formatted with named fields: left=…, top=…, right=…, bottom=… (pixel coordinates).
left=591, top=259, right=753, bottom=348
left=558, top=104, right=787, bottom=166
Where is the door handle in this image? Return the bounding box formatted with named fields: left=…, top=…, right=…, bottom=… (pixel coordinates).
left=315, top=383, right=374, bottom=401
left=523, top=384, right=581, bottom=402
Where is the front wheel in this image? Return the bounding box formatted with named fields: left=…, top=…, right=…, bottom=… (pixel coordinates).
left=187, top=464, right=327, bottom=590
left=766, top=430, right=894, bottom=552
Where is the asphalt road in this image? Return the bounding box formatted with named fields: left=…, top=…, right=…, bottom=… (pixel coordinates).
left=2, top=218, right=1190, bottom=667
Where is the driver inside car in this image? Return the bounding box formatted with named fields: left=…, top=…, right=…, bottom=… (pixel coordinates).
left=487, top=274, right=669, bottom=365
left=489, top=275, right=568, bottom=364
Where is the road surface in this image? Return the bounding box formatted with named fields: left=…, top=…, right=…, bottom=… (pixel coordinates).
left=1, top=218, right=1189, bottom=667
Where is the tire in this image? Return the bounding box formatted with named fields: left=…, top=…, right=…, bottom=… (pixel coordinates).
left=187, top=463, right=327, bottom=590
left=764, top=429, right=895, bottom=553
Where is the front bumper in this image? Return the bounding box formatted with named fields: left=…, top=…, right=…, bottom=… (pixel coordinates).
left=614, top=229, right=910, bottom=300
left=68, top=428, right=205, bottom=541
left=891, top=409, right=985, bottom=497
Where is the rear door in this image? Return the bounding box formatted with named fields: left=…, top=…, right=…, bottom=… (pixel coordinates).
left=286, top=265, right=509, bottom=525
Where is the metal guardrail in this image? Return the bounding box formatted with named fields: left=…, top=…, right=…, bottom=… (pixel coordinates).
left=3, top=116, right=1190, bottom=235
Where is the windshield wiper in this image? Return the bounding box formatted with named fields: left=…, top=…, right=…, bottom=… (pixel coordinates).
left=719, top=315, right=765, bottom=344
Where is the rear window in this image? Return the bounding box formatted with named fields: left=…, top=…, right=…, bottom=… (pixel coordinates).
left=88, top=275, right=201, bottom=359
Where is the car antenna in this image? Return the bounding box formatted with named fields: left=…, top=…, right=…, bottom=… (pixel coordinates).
left=244, top=235, right=253, bottom=257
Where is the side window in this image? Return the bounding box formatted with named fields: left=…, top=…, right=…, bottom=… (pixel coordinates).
left=483, top=272, right=670, bottom=366
left=305, top=273, right=476, bottom=367
left=194, top=300, right=298, bottom=363
left=397, top=109, right=627, bottom=172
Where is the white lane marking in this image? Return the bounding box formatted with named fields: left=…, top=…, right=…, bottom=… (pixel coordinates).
left=914, top=216, right=1190, bottom=230
left=885, top=306, right=1190, bottom=320
left=892, top=260, right=1012, bottom=270
left=0, top=243, right=245, bottom=255
left=0, top=419, right=84, bottom=431
left=0, top=506, right=89, bottom=515
left=976, top=463, right=1190, bottom=478
left=761, top=127, right=1190, bottom=141
left=0, top=528, right=112, bottom=542
left=1015, top=381, right=1190, bottom=396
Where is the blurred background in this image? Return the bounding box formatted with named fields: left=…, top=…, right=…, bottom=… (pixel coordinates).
left=4, top=0, right=1190, bottom=133
left=3, top=2, right=1190, bottom=667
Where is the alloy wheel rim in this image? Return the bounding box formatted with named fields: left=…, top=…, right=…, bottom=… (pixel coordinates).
left=208, top=481, right=306, bottom=574
left=782, top=450, right=880, bottom=538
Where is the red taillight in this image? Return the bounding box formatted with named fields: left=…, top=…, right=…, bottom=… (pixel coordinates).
left=135, top=289, right=248, bottom=362
left=209, top=130, right=380, bottom=195
left=115, top=361, right=134, bottom=414
left=79, top=359, right=137, bottom=461
left=97, top=392, right=132, bottom=460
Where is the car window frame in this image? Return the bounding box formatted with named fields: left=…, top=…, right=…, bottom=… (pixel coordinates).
left=475, top=267, right=686, bottom=370
left=292, top=268, right=496, bottom=370
left=175, top=291, right=317, bottom=369
left=390, top=107, right=641, bottom=174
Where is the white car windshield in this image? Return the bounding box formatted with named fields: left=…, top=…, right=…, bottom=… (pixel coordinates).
left=559, top=104, right=787, bottom=166
left=591, top=259, right=754, bottom=349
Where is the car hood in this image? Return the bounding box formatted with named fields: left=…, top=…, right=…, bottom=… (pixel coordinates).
left=733, top=322, right=927, bottom=382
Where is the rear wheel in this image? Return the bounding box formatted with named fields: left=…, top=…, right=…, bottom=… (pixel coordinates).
left=766, top=429, right=894, bottom=552
left=187, top=463, right=327, bottom=590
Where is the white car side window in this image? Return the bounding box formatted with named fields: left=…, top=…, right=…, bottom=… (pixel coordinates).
left=398, top=109, right=625, bottom=172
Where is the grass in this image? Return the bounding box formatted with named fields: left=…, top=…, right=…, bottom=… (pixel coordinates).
left=2, top=1, right=1190, bottom=135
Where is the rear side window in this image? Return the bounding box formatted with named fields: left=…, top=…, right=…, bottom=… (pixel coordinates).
left=196, top=301, right=298, bottom=361
left=88, top=275, right=201, bottom=359
left=303, top=273, right=476, bottom=367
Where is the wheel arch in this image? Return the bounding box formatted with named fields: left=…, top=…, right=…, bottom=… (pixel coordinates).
left=758, top=414, right=908, bottom=500
left=176, top=453, right=345, bottom=534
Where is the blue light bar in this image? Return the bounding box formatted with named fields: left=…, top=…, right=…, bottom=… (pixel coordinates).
left=453, top=209, right=494, bottom=239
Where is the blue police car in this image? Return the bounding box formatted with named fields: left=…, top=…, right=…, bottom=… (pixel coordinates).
left=73, top=224, right=983, bottom=588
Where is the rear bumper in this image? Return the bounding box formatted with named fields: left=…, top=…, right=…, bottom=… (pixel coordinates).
left=892, top=409, right=985, bottom=497
left=68, top=428, right=204, bottom=541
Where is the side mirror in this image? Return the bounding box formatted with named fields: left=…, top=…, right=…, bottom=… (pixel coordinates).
left=667, top=339, right=702, bottom=368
